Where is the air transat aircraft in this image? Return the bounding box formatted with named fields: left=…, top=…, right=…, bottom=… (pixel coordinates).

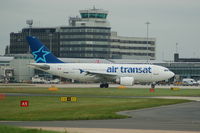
left=26, top=36, right=175, bottom=88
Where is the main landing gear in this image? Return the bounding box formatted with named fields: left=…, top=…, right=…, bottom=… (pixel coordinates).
left=149, top=82, right=156, bottom=92
left=150, top=82, right=156, bottom=88
left=151, top=83, right=155, bottom=89
left=100, top=83, right=109, bottom=88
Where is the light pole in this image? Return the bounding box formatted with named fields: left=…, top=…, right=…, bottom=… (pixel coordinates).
left=26, top=19, right=33, bottom=53
left=145, top=21, right=150, bottom=62
left=26, top=19, right=33, bottom=81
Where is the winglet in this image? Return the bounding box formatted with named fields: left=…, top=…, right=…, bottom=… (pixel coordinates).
left=26, top=36, right=64, bottom=63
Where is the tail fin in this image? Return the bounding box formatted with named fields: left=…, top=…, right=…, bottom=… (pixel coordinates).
left=26, top=36, right=64, bottom=63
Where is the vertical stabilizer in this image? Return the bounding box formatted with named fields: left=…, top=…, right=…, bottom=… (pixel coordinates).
left=26, top=36, right=64, bottom=63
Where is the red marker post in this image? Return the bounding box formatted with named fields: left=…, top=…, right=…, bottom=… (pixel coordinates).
left=20, top=100, right=29, bottom=107
left=0, top=93, right=6, bottom=100
left=149, top=88, right=155, bottom=92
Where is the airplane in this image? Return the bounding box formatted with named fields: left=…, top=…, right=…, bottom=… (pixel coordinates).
left=26, top=36, right=175, bottom=88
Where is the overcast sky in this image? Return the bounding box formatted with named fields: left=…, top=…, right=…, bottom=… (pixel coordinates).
left=1, top=0, right=200, bottom=61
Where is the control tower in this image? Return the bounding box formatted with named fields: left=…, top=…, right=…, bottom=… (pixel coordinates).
left=69, top=7, right=110, bottom=27
left=80, top=7, right=108, bottom=20
left=60, top=7, right=111, bottom=58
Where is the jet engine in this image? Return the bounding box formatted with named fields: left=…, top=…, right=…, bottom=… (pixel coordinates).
left=116, top=77, right=134, bottom=86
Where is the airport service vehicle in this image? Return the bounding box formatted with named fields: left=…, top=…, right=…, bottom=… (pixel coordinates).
left=32, top=75, right=60, bottom=84
left=182, top=78, right=198, bottom=86
left=26, top=36, right=175, bottom=88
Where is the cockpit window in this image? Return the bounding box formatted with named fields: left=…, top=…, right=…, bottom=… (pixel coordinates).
left=164, top=69, right=169, bottom=72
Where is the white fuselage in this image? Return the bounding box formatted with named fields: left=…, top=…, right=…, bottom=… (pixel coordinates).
left=32, top=63, right=175, bottom=83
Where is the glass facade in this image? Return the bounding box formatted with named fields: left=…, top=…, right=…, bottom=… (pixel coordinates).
left=8, top=27, right=156, bottom=59
left=110, top=37, right=156, bottom=59
left=81, top=13, right=107, bottom=19
left=59, top=27, right=111, bottom=58
left=8, top=28, right=60, bottom=57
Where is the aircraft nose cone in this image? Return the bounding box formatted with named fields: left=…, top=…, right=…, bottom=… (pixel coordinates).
left=169, top=71, right=175, bottom=78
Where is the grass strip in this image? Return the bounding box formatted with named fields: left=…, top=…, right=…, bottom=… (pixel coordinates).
left=0, top=125, right=63, bottom=133
left=0, top=96, right=190, bottom=121
left=0, top=87, right=200, bottom=96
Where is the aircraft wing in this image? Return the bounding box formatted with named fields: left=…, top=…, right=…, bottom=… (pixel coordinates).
left=28, top=63, right=50, bottom=70
left=79, top=69, right=117, bottom=82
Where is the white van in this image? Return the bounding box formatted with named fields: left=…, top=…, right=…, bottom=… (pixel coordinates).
left=182, top=78, right=198, bottom=86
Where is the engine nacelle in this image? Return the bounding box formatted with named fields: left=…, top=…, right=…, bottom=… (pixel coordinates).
left=116, top=77, right=134, bottom=86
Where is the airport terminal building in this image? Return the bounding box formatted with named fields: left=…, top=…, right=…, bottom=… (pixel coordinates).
left=5, top=7, right=156, bottom=60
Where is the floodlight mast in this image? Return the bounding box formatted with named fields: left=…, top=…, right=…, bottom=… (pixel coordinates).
left=26, top=19, right=33, bottom=81
left=145, top=21, right=150, bottom=63
left=26, top=19, right=33, bottom=53
left=26, top=20, right=33, bottom=36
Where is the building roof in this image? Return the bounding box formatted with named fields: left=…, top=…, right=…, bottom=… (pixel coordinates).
left=0, top=56, right=14, bottom=62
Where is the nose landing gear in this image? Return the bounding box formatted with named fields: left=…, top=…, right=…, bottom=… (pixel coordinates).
left=100, top=83, right=109, bottom=88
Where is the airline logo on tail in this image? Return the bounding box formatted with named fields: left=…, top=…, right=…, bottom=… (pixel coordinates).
left=32, top=46, right=50, bottom=63
left=26, top=36, right=64, bottom=63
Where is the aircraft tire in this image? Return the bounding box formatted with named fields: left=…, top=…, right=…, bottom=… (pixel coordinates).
left=100, top=84, right=104, bottom=88
left=104, top=83, right=109, bottom=88
left=151, top=83, right=156, bottom=88
left=100, top=83, right=109, bottom=88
